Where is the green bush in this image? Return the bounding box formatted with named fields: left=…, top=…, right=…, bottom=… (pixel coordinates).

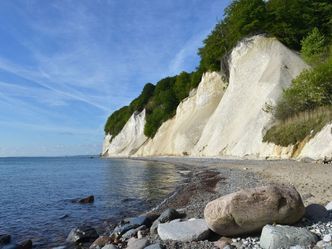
left=275, top=57, right=332, bottom=120
left=263, top=108, right=332, bottom=146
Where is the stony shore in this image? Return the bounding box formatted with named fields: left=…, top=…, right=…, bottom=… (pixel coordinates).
left=2, top=157, right=331, bottom=249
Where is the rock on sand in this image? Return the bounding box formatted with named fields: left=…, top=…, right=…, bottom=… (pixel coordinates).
left=157, top=218, right=210, bottom=242
left=204, top=185, right=305, bottom=236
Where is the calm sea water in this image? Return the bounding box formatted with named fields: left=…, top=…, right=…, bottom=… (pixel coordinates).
left=0, top=156, right=181, bottom=248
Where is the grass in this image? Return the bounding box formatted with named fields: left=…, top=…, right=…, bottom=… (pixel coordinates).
left=263, top=106, right=332, bottom=146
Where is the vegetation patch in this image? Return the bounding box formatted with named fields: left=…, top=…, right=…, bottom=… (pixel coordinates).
left=264, top=107, right=332, bottom=146
left=104, top=70, right=203, bottom=138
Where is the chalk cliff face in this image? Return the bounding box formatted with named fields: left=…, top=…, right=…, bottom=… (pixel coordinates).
left=193, top=36, right=308, bottom=157
left=135, top=72, right=226, bottom=156
left=103, top=110, right=147, bottom=157
left=103, top=36, right=332, bottom=160
left=299, top=124, right=332, bottom=160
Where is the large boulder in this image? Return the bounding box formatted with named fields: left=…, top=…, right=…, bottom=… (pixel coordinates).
left=204, top=185, right=305, bottom=236
left=157, top=219, right=210, bottom=242
left=260, top=225, right=317, bottom=249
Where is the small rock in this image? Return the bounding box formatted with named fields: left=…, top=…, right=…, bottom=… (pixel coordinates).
left=316, top=240, right=325, bottom=248
left=121, top=225, right=146, bottom=240
left=101, top=245, right=118, bottom=249
left=126, top=238, right=148, bottom=249
left=79, top=195, right=95, bottom=204
left=223, top=245, right=236, bottom=249
left=150, top=209, right=183, bottom=235
left=66, top=226, right=99, bottom=244
left=123, top=215, right=155, bottom=228
left=150, top=220, right=160, bottom=235
left=0, top=234, right=11, bottom=245
left=305, top=204, right=329, bottom=222
left=158, top=208, right=182, bottom=223
left=137, top=231, right=143, bottom=239
left=144, top=243, right=163, bottom=249
left=90, top=236, right=112, bottom=249
left=260, top=225, right=317, bottom=249
left=16, top=240, right=33, bottom=249
left=157, top=218, right=210, bottom=242
left=326, top=201, right=332, bottom=211
left=214, top=237, right=232, bottom=248
left=323, top=234, right=332, bottom=242
left=59, top=214, right=69, bottom=219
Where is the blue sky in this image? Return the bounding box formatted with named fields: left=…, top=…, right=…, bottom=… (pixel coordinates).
left=0, top=0, right=230, bottom=157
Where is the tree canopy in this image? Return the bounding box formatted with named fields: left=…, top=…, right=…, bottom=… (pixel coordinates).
left=198, top=0, right=332, bottom=71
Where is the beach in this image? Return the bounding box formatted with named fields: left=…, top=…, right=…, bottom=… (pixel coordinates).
left=136, top=157, right=332, bottom=207
left=115, top=157, right=332, bottom=249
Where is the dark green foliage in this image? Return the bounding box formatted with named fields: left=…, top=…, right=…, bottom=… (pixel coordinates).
left=301, top=28, right=327, bottom=64
left=104, top=106, right=132, bottom=137
left=190, top=69, right=204, bottom=89
left=105, top=71, right=203, bottom=138
left=174, top=72, right=192, bottom=101
left=266, top=0, right=331, bottom=50
left=104, top=83, right=155, bottom=136
left=198, top=0, right=332, bottom=71
left=130, top=83, right=155, bottom=112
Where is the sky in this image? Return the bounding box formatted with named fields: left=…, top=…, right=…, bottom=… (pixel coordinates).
left=0, top=0, right=230, bottom=157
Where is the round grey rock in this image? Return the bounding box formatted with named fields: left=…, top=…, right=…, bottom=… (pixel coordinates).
left=260, top=225, right=317, bottom=249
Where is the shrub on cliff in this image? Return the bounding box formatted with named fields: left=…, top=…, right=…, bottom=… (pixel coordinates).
left=301, top=28, right=327, bottom=65
left=275, top=56, right=332, bottom=121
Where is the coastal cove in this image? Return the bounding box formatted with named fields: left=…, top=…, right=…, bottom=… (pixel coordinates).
left=0, top=157, right=183, bottom=248
left=1, top=156, right=331, bottom=248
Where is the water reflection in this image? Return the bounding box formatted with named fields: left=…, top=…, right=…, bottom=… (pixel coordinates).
left=0, top=157, right=181, bottom=247
left=103, top=159, right=180, bottom=208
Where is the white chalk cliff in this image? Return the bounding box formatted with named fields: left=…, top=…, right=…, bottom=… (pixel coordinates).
left=102, top=36, right=332, bottom=160
left=135, top=72, right=227, bottom=156
left=102, top=109, right=147, bottom=157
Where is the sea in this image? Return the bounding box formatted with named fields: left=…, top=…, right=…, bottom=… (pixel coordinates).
left=0, top=156, right=181, bottom=248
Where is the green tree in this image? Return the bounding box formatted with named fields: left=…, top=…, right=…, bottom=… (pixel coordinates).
left=174, top=71, right=192, bottom=101
left=301, top=28, right=326, bottom=64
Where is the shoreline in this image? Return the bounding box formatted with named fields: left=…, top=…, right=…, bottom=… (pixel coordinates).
left=129, top=156, right=332, bottom=206
left=107, top=156, right=331, bottom=248
left=5, top=157, right=330, bottom=249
